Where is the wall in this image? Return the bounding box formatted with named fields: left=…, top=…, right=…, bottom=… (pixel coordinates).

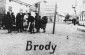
left=79, top=12, right=85, bottom=25
left=56, top=15, right=65, bottom=23
left=0, top=0, right=6, bottom=24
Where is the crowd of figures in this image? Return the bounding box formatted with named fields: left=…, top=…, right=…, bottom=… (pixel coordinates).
left=2, top=9, right=48, bottom=34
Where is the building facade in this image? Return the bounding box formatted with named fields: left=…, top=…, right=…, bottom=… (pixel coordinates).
left=78, top=11, right=85, bottom=25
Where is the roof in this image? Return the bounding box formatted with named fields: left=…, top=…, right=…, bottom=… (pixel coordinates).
left=57, top=13, right=65, bottom=17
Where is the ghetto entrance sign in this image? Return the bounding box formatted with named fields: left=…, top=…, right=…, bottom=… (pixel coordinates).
left=39, top=2, right=57, bottom=34
left=40, top=3, right=56, bottom=17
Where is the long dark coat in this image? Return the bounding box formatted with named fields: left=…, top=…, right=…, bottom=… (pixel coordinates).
left=16, top=13, right=24, bottom=29
left=28, top=16, right=35, bottom=22
left=5, top=12, right=14, bottom=29
left=41, top=16, right=48, bottom=29
left=35, top=15, right=41, bottom=29
left=28, top=15, right=35, bottom=32
left=11, top=13, right=15, bottom=24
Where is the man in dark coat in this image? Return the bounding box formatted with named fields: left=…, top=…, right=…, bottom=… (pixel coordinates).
left=28, top=13, right=35, bottom=33
left=35, top=13, right=41, bottom=32
left=5, top=7, right=15, bottom=33
left=41, top=16, right=48, bottom=33
left=72, top=17, right=76, bottom=25
left=16, top=9, right=24, bottom=32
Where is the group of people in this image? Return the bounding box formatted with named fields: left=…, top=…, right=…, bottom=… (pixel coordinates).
left=2, top=8, right=48, bottom=34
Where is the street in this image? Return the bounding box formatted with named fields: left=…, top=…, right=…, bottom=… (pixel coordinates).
left=0, top=23, right=85, bottom=55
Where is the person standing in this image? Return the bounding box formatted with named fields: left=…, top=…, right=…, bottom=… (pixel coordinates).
left=72, top=17, right=76, bottom=25
left=28, top=13, right=35, bottom=33
left=23, top=12, right=28, bottom=31
left=16, top=9, right=24, bottom=32
left=35, top=13, right=41, bottom=33
left=41, top=16, right=48, bottom=33
left=5, top=6, right=15, bottom=33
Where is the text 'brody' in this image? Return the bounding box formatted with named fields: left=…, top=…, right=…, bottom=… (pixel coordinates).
left=26, top=41, right=57, bottom=54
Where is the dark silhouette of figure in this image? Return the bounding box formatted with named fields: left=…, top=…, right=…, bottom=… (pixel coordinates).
left=4, top=6, right=15, bottom=33
left=11, top=12, right=15, bottom=25
left=72, top=18, right=76, bottom=25
left=16, top=9, right=24, bottom=32
left=28, top=13, right=35, bottom=33
left=5, top=12, right=14, bottom=33
left=35, top=13, right=41, bottom=32
left=41, top=16, right=48, bottom=33
left=76, top=17, right=79, bottom=25
left=11, top=12, right=16, bottom=31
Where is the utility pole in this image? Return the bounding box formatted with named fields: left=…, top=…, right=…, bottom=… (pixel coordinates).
left=72, top=0, right=77, bottom=17
left=72, top=5, right=76, bottom=15
left=53, top=4, right=57, bottom=34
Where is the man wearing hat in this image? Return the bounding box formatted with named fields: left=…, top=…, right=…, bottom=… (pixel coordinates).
left=16, top=9, right=24, bottom=32
left=5, top=6, right=15, bottom=33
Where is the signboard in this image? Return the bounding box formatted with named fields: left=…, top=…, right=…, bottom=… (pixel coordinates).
left=40, top=2, right=57, bottom=34
left=40, top=3, right=56, bottom=17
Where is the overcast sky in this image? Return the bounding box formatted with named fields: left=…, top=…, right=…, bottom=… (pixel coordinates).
left=6, top=0, right=84, bottom=15
left=20, top=0, right=84, bottom=15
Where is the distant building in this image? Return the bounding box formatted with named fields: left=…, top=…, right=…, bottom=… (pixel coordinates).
left=76, top=0, right=85, bottom=25
left=78, top=11, right=85, bottom=25
left=47, top=14, right=65, bottom=23
left=56, top=14, right=65, bottom=23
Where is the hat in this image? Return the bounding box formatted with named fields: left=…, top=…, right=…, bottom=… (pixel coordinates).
left=8, top=6, right=12, bottom=11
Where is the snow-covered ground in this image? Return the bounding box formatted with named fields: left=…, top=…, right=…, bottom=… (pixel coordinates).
left=0, top=23, right=85, bottom=55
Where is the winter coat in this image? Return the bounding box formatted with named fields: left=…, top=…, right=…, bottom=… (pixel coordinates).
left=28, top=16, right=35, bottom=22
left=16, top=13, right=24, bottom=29
left=5, top=12, right=15, bottom=29
left=35, top=15, right=41, bottom=29
left=41, top=16, right=48, bottom=29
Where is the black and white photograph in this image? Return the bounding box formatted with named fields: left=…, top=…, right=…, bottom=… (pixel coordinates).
left=0, top=0, right=85, bottom=55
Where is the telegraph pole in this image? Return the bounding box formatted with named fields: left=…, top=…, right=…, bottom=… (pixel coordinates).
left=72, top=0, right=77, bottom=17
left=53, top=4, right=57, bottom=34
